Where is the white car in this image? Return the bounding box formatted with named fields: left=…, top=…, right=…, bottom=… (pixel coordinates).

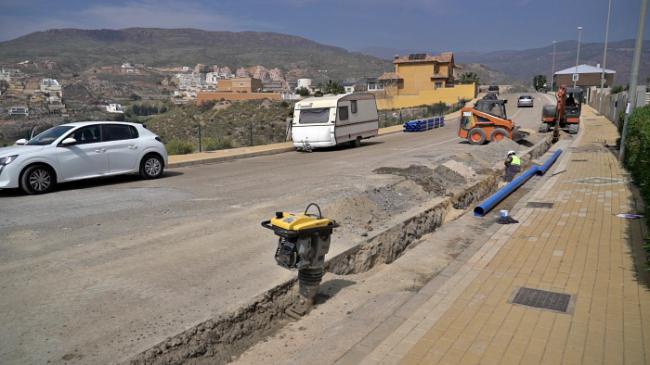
left=0, top=121, right=168, bottom=194
left=517, top=95, right=534, bottom=107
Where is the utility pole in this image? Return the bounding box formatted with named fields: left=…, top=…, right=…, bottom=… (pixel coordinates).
left=573, top=26, right=583, bottom=88
left=550, top=40, right=557, bottom=91
left=619, top=0, right=648, bottom=162
left=599, top=0, right=613, bottom=112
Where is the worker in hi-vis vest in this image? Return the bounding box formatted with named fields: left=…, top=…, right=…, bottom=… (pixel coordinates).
left=504, top=150, right=521, bottom=182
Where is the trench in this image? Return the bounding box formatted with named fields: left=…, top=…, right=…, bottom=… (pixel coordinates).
left=128, top=137, right=552, bottom=365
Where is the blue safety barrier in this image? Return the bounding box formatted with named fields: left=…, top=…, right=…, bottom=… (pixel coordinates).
left=473, top=149, right=563, bottom=217
left=403, top=116, right=445, bottom=132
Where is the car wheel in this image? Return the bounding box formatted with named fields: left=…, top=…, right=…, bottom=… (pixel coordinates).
left=468, top=128, right=487, bottom=145
left=140, top=154, right=164, bottom=179
left=20, top=164, right=55, bottom=195
left=353, top=137, right=362, bottom=147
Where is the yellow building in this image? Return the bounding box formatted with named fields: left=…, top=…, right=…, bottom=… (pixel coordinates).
left=372, top=52, right=477, bottom=110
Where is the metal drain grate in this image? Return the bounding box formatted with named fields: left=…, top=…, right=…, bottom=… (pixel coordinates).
left=511, top=287, right=572, bottom=313
left=527, top=202, right=554, bottom=208
left=574, top=177, right=624, bottom=185
left=571, top=159, right=588, bottom=162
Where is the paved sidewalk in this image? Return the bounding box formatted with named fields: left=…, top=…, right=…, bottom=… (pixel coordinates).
left=359, top=106, right=650, bottom=364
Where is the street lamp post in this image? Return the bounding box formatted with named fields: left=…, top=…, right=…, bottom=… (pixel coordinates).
left=550, top=40, right=557, bottom=91
left=599, top=0, right=613, bottom=112
left=573, top=26, right=583, bottom=88
left=600, top=0, right=612, bottom=90
left=619, top=0, right=648, bottom=162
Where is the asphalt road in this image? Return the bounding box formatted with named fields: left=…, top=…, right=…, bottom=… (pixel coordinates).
left=0, top=93, right=552, bottom=364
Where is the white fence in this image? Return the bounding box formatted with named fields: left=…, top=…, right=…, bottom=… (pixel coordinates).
left=588, top=86, right=648, bottom=127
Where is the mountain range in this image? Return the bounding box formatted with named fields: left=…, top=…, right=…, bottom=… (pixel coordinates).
left=0, top=28, right=647, bottom=86
left=0, top=28, right=392, bottom=80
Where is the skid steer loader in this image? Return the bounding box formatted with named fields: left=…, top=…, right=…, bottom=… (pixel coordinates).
left=458, top=99, right=530, bottom=145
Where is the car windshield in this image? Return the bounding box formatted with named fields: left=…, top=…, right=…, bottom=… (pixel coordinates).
left=27, top=126, right=74, bottom=145
left=520, top=96, right=531, bottom=99
left=298, top=108, right=331, bottom=124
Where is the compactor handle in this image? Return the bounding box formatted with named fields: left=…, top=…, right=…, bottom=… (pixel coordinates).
left=304, top=203, right=322, bottom=218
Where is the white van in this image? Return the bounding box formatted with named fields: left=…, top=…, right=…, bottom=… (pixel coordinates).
left=292, top=93, right=379, bottom=150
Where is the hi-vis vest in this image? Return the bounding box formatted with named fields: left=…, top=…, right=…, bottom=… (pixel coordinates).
left=511, top=155, right=521, bottom=166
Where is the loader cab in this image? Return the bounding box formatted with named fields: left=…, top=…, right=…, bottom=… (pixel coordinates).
left=474, top=99, right=508, bottom=120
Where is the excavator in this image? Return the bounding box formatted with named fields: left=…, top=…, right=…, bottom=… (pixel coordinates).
left=540, top=86, right=583, bottom=142
left=457, top=98, right=529, bottom=145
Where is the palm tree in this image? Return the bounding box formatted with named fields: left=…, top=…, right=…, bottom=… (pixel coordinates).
left=322, top=80, right=345, bottom=95
left=459, top=72, right=480, bottom=85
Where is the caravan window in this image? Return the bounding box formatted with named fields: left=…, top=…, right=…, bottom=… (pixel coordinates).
left=299, top=108, right=331, bottom=124
left=338, top=106, right=349, bottom=121
left=351, top=100, right=358, bottom=113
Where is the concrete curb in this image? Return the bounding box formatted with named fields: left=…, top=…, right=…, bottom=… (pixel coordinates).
left=166, top=106, right=469, bottom=169
left=168, top=146, right=295, bottom=168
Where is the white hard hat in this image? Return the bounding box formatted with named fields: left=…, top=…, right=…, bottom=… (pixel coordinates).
left=507, top=150, right=516, bottom=157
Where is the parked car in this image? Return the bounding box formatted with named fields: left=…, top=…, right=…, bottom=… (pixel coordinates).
left=0, top=121, right=168, bottom=194
left=517, top=95, right=534, bottom=107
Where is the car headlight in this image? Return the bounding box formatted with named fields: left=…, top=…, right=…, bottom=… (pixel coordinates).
left=0, top=155, right=18, bottom=166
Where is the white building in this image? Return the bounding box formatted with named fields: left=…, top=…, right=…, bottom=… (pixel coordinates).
left=296, top=78, right=314, bottom=94
left=366, top=78, right=384, bottom=91
left=205, top=72, right=220, bottom=86
left=106, top=103, right=125, bottom=114
left=0, top=68, right=11, bottom=83
left=236, top=67, right=251, bottom=78
left=40, top=78, right=62, bottom=95
left=121, top=62, right=136, bottom=74
left=9, top=106, right=29, bottom=116
left=175, top=73, right=204, bottom=90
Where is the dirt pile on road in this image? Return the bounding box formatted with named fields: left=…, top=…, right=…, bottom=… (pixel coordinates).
left=373, top=164, right=466, bottom=196
left=324, top=180, right=430, bottom=236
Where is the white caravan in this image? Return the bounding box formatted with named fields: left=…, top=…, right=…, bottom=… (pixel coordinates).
left=292, top=93, right=379, bottom=150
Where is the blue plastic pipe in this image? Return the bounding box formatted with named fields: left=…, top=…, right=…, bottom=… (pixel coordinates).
left=473, top=149, right=563, bottom=217
left=536, top=149, right=562, bottom=175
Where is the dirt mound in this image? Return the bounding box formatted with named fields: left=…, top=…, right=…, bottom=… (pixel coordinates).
left=373, top=164, right=466, bottom=196
left=324, top=195, right=387, bottom=235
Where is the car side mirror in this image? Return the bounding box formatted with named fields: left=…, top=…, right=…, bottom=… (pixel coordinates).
left=61, top=137, right=77, bottom=146
left=15, top=138, right=27, bottom=145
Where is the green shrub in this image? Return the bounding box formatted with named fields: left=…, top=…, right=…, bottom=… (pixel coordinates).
left=623, top=105, right=650, bottom=217
left=166, top=139, right=195, bottom=155
left=202, top=137, right=233, bottom=151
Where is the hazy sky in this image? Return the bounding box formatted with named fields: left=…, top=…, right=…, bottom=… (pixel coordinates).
left=0, top=0, right=648, bottom=52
